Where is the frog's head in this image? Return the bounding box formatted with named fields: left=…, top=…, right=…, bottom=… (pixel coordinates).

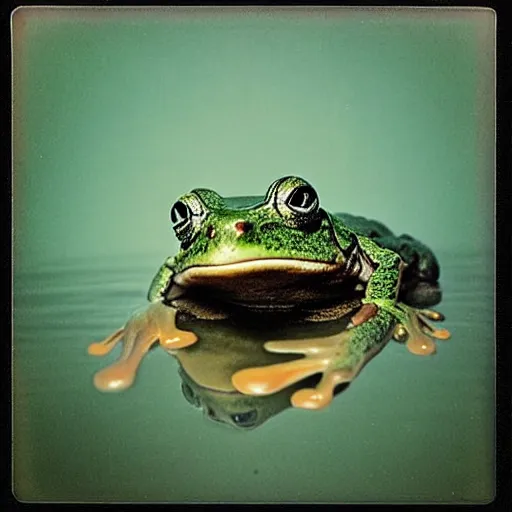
left=168, top=176, right=348, bottom=306
left=178, top=366, right=299, bottom=430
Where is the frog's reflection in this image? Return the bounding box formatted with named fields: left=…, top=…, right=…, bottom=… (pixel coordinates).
left=89, top=295, right=449, bottom=429
left=179, top=371, right=283, bottom=429
left=165, top=307, right=359, bottom=429
left=178, top=366, right=349, bottom=430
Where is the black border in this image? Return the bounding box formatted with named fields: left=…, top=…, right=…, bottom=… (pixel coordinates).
left=5, top=1, right=510, bottom=510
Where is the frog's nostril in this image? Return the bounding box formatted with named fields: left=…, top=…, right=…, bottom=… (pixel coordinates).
left=206, top=225, right=216, bottom=239
left=234, top=221, right=253, bottom=235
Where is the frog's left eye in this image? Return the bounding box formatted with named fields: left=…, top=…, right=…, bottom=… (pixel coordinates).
left=170, top=200, right=193, bottom=243
left=286, top=185, right=319, bottom=214
left=170, top=201, right=191, bottom=225
left=169, top=194, right=207, bottom=248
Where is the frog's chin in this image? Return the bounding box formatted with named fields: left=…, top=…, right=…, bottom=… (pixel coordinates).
left=170, top=258, right=346, bottom=306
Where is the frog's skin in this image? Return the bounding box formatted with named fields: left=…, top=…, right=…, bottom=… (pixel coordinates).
left=89, top=176, right=449, bottom=407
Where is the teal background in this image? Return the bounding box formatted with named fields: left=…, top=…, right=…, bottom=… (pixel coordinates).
left=13, top=7, right=494, bottom=266
left=12, top=7, right=495, bottom=504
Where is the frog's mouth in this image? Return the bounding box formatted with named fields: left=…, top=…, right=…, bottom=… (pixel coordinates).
left=176, top=258, right=339, bottom=282
left=170, top=258, right=348, bottom=306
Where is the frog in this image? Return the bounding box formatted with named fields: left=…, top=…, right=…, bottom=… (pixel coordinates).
left=149, top=176, right=444, bottom=310
left=89, top=176, right=449, bottom=407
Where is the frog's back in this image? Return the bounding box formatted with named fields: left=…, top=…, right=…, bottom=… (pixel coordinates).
left=224, top=196, right=266, bottom=209
left=334, top=212, right=395, bottom=239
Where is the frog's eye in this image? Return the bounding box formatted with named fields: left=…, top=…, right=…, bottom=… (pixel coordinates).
left=230, top=410, right=258, bottom=428
left=272, top=177, right=321, bottom=227
left=170, top=201, right=193, bottom=242
left=170, top=201, right=191, bottom=225
left=286, top=185, right=319, bottom=214
left=169, top=194, right=207, bottom=248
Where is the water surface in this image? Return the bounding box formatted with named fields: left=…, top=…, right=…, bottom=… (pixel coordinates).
left=13, top=250, right=494, bottom=503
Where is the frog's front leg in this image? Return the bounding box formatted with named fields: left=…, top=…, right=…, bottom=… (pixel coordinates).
left=347, top=236, right=407, bottom=327
left=148, top=256, right=180, bottom=302
left=351, top=237, right=450, bottom=355
left=231, top=303, right=450, bottom=409
left=231, top=309, right=395, bottom=409
left=88, top=302, right=198, bottom=392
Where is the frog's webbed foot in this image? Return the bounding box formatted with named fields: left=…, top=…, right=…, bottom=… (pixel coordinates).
left=231, top=320, right=391, bottom=410
left=88, top=302, right=198, bottom=392
left=392, top=304, right=450, bottom=356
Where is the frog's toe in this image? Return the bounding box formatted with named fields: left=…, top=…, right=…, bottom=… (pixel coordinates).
left=231, top=358, right=328, bottom=396
left=291, top=388, right=332, bottom=409
left=417, top=308, right=446, bottom=322
left=393, top=305, right=451, bottom=356
left=93, top=330, right=158, bottom=392
left=415, top=309, right=451, bottom=340
left=291, top=370, right=353, bottom=410
left=394, top=323, right=437, bottom=355
left=88, top=327, right=125, bottom=356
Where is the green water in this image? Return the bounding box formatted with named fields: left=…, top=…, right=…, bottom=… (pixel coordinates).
left=12, top=7, right=495, bottom=503
left=13, top=252, right=494, bottom=503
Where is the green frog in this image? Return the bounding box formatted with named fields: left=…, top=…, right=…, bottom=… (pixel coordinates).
left=89, top=176, right=449, bottom=408
left=149, top=176, right=444, bottom=312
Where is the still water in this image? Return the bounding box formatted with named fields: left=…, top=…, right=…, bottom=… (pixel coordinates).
left=13, top=250, right=494, bottom=503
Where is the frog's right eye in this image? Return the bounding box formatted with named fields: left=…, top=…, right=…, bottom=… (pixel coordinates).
left=170, top=201, right=193, bottom=243
left=169, top=194, right=206, bottom=248
left=170, top=201, right=191, bottom=225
